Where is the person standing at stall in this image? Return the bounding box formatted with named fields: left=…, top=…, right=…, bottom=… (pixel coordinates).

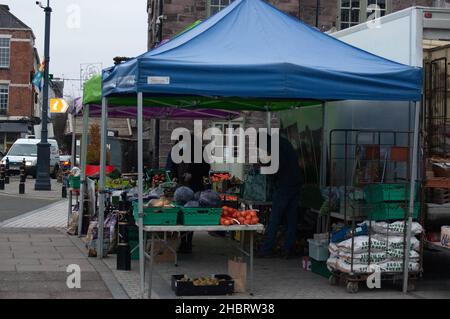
left=258, top=133, right=303, bottom=259
left=166, top=135, right=210, bottom=253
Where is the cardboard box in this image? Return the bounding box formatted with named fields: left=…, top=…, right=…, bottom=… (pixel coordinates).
left=441, top=226, right=450, bottom=248
left=146, top=238, right=178, bottom=263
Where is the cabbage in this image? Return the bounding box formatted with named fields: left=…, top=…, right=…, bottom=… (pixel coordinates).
left=199, top=190, right=222, bottom=208
left=184, top=201, right=200, bottom=208
left=193, top=191, right=202, bottom=201
left=174, top=186, right=194, bottom=204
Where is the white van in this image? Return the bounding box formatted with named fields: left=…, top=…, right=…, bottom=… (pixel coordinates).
left=0, top=138, right=60, bottom=179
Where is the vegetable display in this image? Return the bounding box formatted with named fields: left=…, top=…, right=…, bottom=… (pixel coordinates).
left=220, top=206, right=260, bottom=226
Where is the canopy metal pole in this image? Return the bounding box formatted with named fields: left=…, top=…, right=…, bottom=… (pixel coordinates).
left=266, top=110, right=272, bottom=132
left=78, top=104, right=89, bottom=237
left=137, top=92, right=145, bottom=298
left=320, top=102, right=327, bottom=188
left=403, top=101, right=420, bottom=293
left=98, top=98, right=108, bottom=259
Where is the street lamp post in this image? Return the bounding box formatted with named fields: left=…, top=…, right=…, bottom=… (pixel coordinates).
left=35, top=0, right=52, bottom=191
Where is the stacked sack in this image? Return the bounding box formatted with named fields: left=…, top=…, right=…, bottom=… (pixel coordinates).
left=327, top=221, right=423, bottom=274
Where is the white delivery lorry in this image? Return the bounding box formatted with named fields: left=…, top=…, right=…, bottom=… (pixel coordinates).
left=329, top=7, right=450, bottom=251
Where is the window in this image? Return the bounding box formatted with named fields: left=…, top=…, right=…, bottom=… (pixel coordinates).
left=0, top=38, right=10, bottom=68
left=339, top=0, right=391, bottom=30
left=366, top=0, right=387, bottom=19
left=340, top=0, right=361, bottom=30
left=0, top=84, right=8, bottom=115
left=208, top=0, right=235, bottom=17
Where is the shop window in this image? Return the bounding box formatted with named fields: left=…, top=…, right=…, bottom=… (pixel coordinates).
left=0, top=38, right=10, bottom=68
left=0, top=84, right=8, bottom=115
left=338, top=0, right=391, bottom=30
left=208, top=0, right=235, bottom=17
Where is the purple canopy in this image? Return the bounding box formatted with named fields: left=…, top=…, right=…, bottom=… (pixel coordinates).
left=86, top=104, right=240, bottom=119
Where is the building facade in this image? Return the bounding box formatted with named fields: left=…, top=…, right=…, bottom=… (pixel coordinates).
left=146, top=0, right=442, bottom=171
left=0, top=4, right=39, bottom=154
left=148, top=0, right=438, bottom=47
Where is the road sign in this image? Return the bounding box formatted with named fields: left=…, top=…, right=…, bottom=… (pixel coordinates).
left=50, top=98, right=69, bottom=113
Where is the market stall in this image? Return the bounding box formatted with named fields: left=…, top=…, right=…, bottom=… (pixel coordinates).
left=98, top=0, right=422, bottom=298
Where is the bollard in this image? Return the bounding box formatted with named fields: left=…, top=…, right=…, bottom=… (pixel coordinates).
left=116, top=201, right=131, bottom=271
left=62, top=175, right=67, bottom=198
left=5, top=158, right=9, bottom=184
left=19, top=158, right=25, bottom=194
left=0, top=163, right=5, bottom=190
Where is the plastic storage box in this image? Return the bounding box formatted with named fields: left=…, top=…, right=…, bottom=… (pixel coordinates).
left=364, top=183, right=417, bottom=203
left=369, top=202, right=420, bottom=221
left=308, top=239, right=329, bottom=261
left=171, top=275, right=234, bottom=296
left=181, top=207, right=222, bottom=226
left=132, top=202, right=180, bottom=226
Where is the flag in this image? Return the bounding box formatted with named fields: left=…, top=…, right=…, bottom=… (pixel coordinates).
left=32, top=59, right=46, bottom=91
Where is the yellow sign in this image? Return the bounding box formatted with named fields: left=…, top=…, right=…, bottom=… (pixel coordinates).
left=50, top=98, right=69, bottom=113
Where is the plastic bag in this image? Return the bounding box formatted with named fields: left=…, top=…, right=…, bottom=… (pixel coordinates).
left=184, top=201, right=200, bottom=208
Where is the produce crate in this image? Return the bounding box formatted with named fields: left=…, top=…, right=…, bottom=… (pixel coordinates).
left=311, top=259, right=332, bottom=279
left=68, top=176, right=80, bottom=189
left=307, top=239, right=329, bottom=261
left=368, top=202, right=420, bottom=221
left=171, top=275, right=234, bottom=296
left=145, top=169, right=171, bottom=182
left=364, top=183, right=417, bottom=204
left=181, top=207, right=222, bottom=226
left=132, top=202, right=180, bottom=226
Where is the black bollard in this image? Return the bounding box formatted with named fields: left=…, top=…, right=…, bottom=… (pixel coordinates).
left=116, top=201, right=131, bottom=271
left=0, top=164, right=5, bottom=190
left=19, top=159, right=25, bottom=194
left=62, top=175, right=67, bottom=198
left=5, top=158, right=9, bottom=184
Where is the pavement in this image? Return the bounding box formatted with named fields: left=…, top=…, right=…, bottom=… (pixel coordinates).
left=0, top=180, right=129, bottom=299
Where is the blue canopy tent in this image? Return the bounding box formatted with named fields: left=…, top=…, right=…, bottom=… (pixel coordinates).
left=99, top=0, right=423, bottom=297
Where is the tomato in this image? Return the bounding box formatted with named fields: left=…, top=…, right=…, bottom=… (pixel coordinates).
left=238, top=217, right=245, bottom=225
left=224, top=220, right=231, bottom=226
left=250, top=217, right=259, bottom=225
left=249, top=211, right=257, bottom=218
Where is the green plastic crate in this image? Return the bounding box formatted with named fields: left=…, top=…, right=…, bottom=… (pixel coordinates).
left=364, top=183, right=418, bottom=204
left=369, top=202, right=420, bottom=221
left=181, top=207, right=223, bottom=226
left=132, top=202, right=180, bottom=226
left=311, top=259, right=331, bottom=279
left=68, top=176, right=80, bottom=189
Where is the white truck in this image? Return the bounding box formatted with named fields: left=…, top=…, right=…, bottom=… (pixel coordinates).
left=329, top=7, right=450, bottom=250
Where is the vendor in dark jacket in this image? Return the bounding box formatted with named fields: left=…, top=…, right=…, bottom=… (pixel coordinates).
left=258, top=133, right=302, bottom=259
left=166, top=135, right=210, bottom=253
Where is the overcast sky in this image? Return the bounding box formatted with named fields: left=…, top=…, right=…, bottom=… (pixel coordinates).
left=3, top=0, right=148, bottom=98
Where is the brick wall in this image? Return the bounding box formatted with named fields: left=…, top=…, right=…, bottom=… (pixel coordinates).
left=0, top=29, right=35, bottom=118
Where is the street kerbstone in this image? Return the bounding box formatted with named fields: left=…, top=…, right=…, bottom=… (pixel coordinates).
left=0, top=265, right=15, bottom=271
left=13, top=253, right=62, bottom=260
left=0, top=259, right=40, bottom=265
left=15, top=264, right=64, bottom=272
left=0, top=292, right=52, bottom=299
